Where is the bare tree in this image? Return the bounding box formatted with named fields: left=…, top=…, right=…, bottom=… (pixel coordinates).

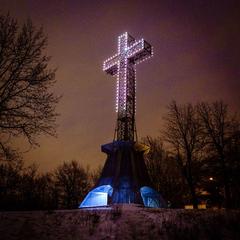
left=228, top=123, right=240, bottom=208
left=143, top=136, right=187, bottom=208
left=55, top=160, right=90, bottom=209
left=32, top=172, right=58, bottom=210
left=90, top=164, right=103, bottom=187
left=197, top=101, right=238, bottom=208
left=162, top=101, right=203, bottom=208
left=0, top=13, right=59, bottom=161
left=0, top=156, right=23, bottom=209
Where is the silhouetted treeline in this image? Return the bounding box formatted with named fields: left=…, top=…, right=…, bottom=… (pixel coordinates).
left=0, top=160, right=97, bottom=210
left=0, top=100, right=239, bottom=210
left=144, top=101, right=240, bottom=209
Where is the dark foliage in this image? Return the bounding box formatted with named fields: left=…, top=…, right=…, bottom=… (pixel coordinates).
left=0, top=13, right=59, bottom=161
left=162, top=101, right=203, bottom=208
left=54, top=160, right=90, bottom=209
left=0, top=159, right=93, bottom=210
left=143, top=136, right=187, bottom=208
left=197, top=101, right=240, bottom=208
left=160, top=100, right=240, bottom=209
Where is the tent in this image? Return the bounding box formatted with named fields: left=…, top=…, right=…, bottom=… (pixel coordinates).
left=140, top=186, right=166, bottom=208
left=79, top=141, right=166, bottom=208
left=80, top=185, right=113, bottom=208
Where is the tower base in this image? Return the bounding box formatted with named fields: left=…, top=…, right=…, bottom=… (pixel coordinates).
left=79, top=141, right=166, bottom=208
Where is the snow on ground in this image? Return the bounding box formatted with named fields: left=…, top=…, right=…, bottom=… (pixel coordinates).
left=1, top=204, right=240, bottom=240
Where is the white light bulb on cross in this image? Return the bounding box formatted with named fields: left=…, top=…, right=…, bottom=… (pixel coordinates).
left=103, top=32, right=153, bottom=141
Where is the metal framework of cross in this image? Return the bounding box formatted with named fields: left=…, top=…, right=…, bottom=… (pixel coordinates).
left=103, top=32, right=153, bottom=141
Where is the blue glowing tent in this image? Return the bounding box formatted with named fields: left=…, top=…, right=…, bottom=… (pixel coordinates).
left=140, top=186, right=165, bottom=208
left=80, top=185, right=113, bottom=208
left=79, top=141, right=166, bottom=208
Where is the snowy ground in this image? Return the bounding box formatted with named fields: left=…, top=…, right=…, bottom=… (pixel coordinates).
left=1, top=204, right=240, bottom=240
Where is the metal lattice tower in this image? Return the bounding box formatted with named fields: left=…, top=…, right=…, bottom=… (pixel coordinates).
left=103, top=33, right=153, bottom=141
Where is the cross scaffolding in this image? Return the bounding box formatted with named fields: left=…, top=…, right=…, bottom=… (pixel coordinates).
left=103, top=32, right=153, bottom=141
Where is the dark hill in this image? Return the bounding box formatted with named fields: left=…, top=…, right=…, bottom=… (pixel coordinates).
left=1, top=204, right=239, bottom=240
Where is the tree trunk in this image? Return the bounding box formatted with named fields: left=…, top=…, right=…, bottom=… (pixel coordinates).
left=189, top=182, right=198, bottom=209
left=220, top=153, right=231, bottom=208
left=186, top=155, right=198, bottom=209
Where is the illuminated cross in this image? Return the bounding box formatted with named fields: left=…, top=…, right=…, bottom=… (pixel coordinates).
left=103, top=32, right=153, bottom=141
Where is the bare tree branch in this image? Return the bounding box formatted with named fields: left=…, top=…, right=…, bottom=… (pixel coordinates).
left=0, top=13, right=60, bottom=161
left=197, top=101, right=238, bottom=208
left=162, top=101, right=203, bottom=208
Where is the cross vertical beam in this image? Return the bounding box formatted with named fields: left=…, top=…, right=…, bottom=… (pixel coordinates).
left=103, top=33, right=153, bottom=141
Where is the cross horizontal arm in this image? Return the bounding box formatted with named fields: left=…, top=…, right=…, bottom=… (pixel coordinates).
left=127, top=40, right=152, bottom=64
left=102, top=32, right=153, bottom=141
left=103, top=54, right=119, bottom=75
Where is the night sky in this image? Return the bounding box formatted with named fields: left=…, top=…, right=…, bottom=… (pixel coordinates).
left=1, top=0, right=240, bottom=171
